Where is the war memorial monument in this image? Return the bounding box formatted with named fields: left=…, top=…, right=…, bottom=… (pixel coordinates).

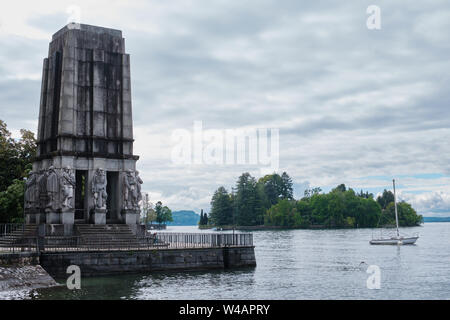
left=0, top=23, right=255, bottom=277
left=24, top=23, right=143, bottom=228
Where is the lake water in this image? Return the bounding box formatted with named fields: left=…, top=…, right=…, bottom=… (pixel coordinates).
left=3, top=223, right=450, bottom=300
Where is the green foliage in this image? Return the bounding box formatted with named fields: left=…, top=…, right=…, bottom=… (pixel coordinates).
left=257, top=172, right=294, bottom=210
left=208, top=170, right=422, bottom=229
left=0, top=179, right=25, bottom=223
left=154, top=201, right=173, bottom=225
left=377, top=189, right=395, bottom=209
left=384, top=201, right=423, bottom=226
left=235, top=173, right=264, bottom=226
left=210, top=186, right=233, bottom=226
left=263, top=184, right=420, bottom=228
left=357, top=189, right=374, bottom=199
left=303, top=187, right=322, bottom=199
left=264, top=199, right=299, bottom=227
left=199, top=209, right=209, bottom=226
left=0, top=120, right=36, bottom=222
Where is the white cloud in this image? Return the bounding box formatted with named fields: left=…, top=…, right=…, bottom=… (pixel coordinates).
left=1, top=0, right=450, bottom=215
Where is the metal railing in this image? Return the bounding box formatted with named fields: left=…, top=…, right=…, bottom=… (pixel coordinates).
left=153, top=232, right=253, bottom=249
left=0, top=237, right=38, bottom=253
left=0, top=224, right=253, bottom=253
left=0, top=224, right=25, bottom=237
left=41, top=233, right=253, bottom=252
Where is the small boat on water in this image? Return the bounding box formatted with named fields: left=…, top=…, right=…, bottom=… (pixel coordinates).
left=370, top=236, right=419, bottom=245
left=370, top=179, right=419, bottom=245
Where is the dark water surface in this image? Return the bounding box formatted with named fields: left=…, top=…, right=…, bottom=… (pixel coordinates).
left=2, top=223, right=449, bottom=300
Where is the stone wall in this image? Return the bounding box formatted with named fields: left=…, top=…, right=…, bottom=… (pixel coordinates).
left=40, top=246, right=256, bottom=277
left=0, top=252, right=40, bottom=266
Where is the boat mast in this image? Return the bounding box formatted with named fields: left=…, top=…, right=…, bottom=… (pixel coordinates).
left=393, top=179, right=400, bottom=238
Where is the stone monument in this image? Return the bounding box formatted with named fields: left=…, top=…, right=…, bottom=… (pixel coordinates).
left=24, top=23, right=142, bottom=226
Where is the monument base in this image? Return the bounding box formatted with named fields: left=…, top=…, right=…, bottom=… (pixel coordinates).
left=36, top=213, right=45, bottom=224
left=61, top=211, right=75, bottom=225
left=46, top=212, right=60, bottom=224
left=25, top=212, right=37, bottom=224
left=92, top=210, right=106, bottom=225
left=122, top=210, right=139, bottom=225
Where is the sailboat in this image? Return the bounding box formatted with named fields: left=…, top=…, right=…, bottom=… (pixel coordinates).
left=370, top=179, right=419, bottom=245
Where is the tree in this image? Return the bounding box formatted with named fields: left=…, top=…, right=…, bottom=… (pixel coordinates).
left=0, top=120, right=36, bottom=222
left=235, top=173, right=264, bottom=226
left=141, top=193, right=156, bottom=225
left=280, top=172, right=294, bottom=200
left=303, top=187, right=322, bottom=199
left=264, top=199, right=296, bottom=227
left=257, top=172, right=294, bottom=209
left=210, top=187, right=233, bottom=226
left=154, top=201, right=173, bottom=225
left=358, top=189, right=373, bottom=199
left=264, top=184, right=384, bottom=229
left=0, top=179, right=25, bottom=223
left=377, top=189, right=395, bottom=209
left=199, top=209, right=209, bottom=226
left=258, top=173, right=283, bottom=208
left=384, top=201, right=423, bottom=226
left=333, top=184, right=347, bottom=193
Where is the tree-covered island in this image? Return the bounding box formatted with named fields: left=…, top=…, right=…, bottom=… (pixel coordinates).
left=207, top=172, right=423, bottom=229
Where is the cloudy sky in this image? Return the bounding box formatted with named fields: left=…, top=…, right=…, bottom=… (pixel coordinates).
left=1, top=0, right=450, bottom=216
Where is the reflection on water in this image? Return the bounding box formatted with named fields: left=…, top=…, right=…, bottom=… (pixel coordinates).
left=2, top=223, right=450, bottom=300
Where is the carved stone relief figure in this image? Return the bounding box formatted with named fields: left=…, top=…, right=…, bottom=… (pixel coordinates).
left=24, top=171, right=38, bottom=210
left=37, top=169, right=47, bottom=213
left=61, top=166, right=76, bottom=211
left=123, top=169, right=140, bottom=210
left=92, top=168, right=107, bottom=210
left=46, top=166, right=61, bottom=212
left=135, top=170, right=143, bottom=205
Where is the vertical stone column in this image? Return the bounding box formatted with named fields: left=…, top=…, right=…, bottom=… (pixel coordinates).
left=121, top=54, right=133, bottom=156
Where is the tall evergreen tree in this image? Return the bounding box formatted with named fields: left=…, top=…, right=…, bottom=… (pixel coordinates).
left=377, top=189, right=395, bottom=209
left=235, top=173, right=264, bottom=226
left=199, top=209, right=204, bottom=225
left=210, top=186, right=233, bottom=226
left=280, top=172, right=294, bottom=200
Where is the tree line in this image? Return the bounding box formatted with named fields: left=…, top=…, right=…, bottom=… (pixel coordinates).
left=208, top=172, right=294, bottom=227
left=208, top=173, right=423, bottom=229
left=0, top=120, right=36, bottom=223
left=141, top=194, right=173, bottom=226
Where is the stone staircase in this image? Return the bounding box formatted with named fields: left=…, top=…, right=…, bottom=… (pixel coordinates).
left=0, top=225, right=38, bottom=248
left=75, top=224, right=141, bottom=249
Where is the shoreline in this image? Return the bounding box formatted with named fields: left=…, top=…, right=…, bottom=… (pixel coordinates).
left=198, top=224, right=425, bottom=231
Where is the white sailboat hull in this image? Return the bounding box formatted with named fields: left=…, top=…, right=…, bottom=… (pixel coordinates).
left=370, top=236, right=418, bottom=245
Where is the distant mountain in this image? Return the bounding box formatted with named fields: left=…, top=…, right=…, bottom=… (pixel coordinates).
left=423, top=217, right=450, bottom=223
left=167, top=210, right=200, bottom=226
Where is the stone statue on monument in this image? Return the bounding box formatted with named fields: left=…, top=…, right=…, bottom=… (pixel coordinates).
left=135, top=170, right=143, bottom=205
left=61, top=166, right=76, bottom=211
left=37, top=169, right=47, bottom=212
left=46, top=166, right=61, bottom=212
left=123, top=169, right=140, bottom=210
left=92, top=168, right=107, bottom=210
left=24, top=171, right=38, bottom=210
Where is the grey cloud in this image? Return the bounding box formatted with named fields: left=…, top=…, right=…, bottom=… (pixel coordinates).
left=1, top=1, right=450, bottom=214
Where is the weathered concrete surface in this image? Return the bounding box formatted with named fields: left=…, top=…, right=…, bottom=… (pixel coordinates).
left=0, top=252, right=39, bottom=266
left=0, top=265, right=59, bottom=292
left=40, top=246, right=256, bottom=278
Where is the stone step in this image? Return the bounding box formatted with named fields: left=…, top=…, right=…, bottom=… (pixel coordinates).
left=75, top=224, right=141, bottom=248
